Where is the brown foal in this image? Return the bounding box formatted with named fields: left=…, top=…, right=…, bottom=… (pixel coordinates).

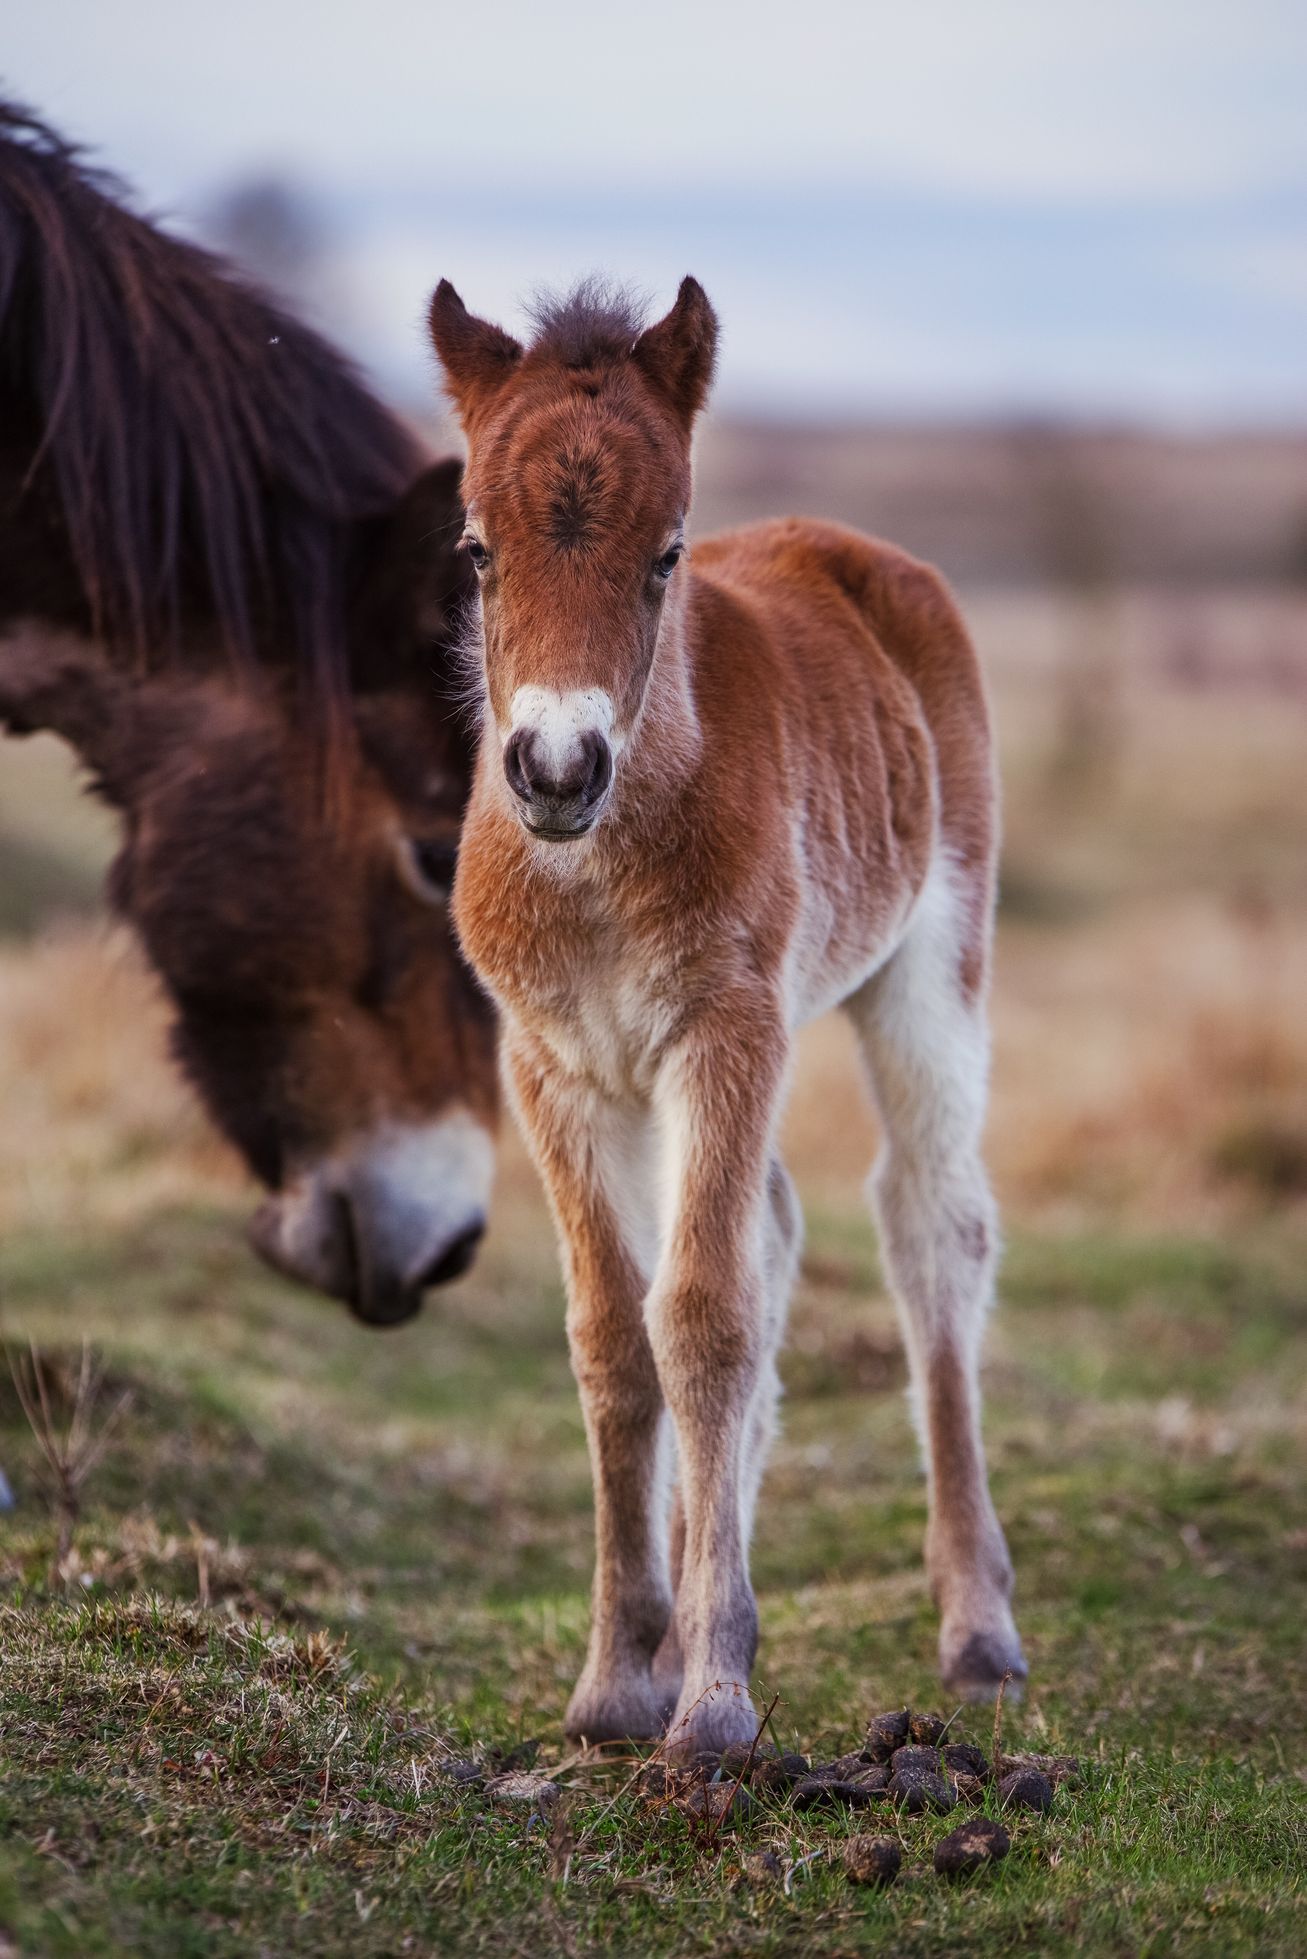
left=431, top=277, right=1025, bottom=1757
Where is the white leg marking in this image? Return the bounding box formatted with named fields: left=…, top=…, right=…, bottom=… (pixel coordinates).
left=845, top=849, right=1025, bottom=1696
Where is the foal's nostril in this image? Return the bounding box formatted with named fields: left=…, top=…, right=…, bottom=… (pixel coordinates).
left=504, top=729, right=534, bottom=803
left=578, top=731, right=612, bottom=808
left=504, top=725, right=612, bottom=819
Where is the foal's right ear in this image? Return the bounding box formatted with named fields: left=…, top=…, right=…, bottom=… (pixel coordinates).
left=428, top=281, right=523, bottom=426
left=632, top=277, right=719, bottom=430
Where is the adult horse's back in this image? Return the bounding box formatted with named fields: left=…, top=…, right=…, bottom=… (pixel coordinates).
left=0, top=101, right=497, bottom=1321
left=431, top=277, right=1024, bottom=1755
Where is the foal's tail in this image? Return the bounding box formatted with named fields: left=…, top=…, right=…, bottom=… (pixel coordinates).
left=0, top=96, right=420, bottom=721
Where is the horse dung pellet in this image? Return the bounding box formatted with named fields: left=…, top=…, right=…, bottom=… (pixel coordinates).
left=719, top=1741, right=763, bottom=1779
left=888, top=1767, right=956, bottom=1814
left=998, top=1768, right=1055, bottom=1812
left=679, top=1780, right=754, bottom=1827
left=484, top=1770, right=560, bottom=1809
left=734, top=1850, right=784, bottom=1889
left=1000, top=1750, right=1080, bottom=1787
left=889, top=1744, right=944, bottom=1776
left=865, top=1708, right=911, bottom=1760
left=752, top=1751, right=811, bottom=1795
left=791, top=1774, right=886, bottom=1811
left=933, top=1816, right=1011, bottom=1878
left=941, top=1742, right=990, bottom=1781
left=844, top=1835, right=902, bottom=1888
left=909, top=1711, right=947, bottom=1746
left=828, top=1749, right=888, bottom=1785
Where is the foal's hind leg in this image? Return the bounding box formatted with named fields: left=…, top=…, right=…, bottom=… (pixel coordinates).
left=845, top=861, right=1026, bottom=1698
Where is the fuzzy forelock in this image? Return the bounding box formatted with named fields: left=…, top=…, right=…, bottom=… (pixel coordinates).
left=524, top=278, right=650, bottom=370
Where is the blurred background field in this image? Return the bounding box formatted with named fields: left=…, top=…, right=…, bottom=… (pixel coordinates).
left=1, top=6, right=1305, bottom=1951
left=4, top=424, right=1306, bottom=1240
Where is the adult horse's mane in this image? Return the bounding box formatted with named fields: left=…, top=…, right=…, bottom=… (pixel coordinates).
left=0, top=97, right=424, bottom=712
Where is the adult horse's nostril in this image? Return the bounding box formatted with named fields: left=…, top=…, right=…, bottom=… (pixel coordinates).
left=504, top=729, right=534, bottom=803
left=419, top=1217, right=486, bottom=1288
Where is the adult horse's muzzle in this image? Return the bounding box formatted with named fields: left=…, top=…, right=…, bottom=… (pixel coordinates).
left=246, top=1112, right=495, bottom=1327
left=503, top=725, right=612, bottom=840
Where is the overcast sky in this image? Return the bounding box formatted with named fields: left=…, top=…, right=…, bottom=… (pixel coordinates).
left=6, top=0, right=1306, bottom=420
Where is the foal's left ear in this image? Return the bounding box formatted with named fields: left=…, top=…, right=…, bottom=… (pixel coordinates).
left=632, top=277, right=719, bottom=430
left=428, top=280, right=524, bottom=426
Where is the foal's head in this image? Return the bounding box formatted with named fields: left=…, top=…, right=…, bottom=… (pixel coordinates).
left=430, top=278, right=718, bottom=842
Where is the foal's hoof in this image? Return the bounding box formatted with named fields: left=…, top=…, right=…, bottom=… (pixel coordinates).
left=664, top=1679, right=758, bottom=1763
left=564, top=1675, right=665, bottom=1747
left=941, top=1629, right=1028, bottom=1703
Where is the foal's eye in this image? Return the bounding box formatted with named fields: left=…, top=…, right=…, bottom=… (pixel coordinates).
left=463, top=535, right=490, bottom=572
left=397, top=835, right=459, bottom=905
left=653, top=545, right=683, bottom=581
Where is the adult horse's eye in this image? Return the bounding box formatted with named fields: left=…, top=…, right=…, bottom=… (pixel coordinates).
left=396, top=835, right=459, bottom=904
left=653, top=545, right=683, bottom=581
left=463, top=535, right=490, bottom=572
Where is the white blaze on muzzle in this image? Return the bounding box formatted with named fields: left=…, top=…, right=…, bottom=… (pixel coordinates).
left=507, top=685, right=622, bottom=769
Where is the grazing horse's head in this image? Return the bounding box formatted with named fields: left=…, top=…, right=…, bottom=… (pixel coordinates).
left=430, top=278, right=718, bottom=843
left=0, top=467, right=499, bottom=1329
left=0, top=106, right=501, bottom=1326
left=131, top=690, right=498, bottom=1331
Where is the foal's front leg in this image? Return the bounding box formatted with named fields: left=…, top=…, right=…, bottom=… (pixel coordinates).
left=506, top=1031, right=671, bottom=1743
left=652, top=1157, right=801, bottom=1713
left=647, top=993, right=786, bottom=1758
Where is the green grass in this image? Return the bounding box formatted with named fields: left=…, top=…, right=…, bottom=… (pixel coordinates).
left=1, top=1206, right=1304, bottom=1955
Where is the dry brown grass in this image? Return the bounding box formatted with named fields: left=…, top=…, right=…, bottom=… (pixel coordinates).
left=0, top=925, right=238, bottom=1235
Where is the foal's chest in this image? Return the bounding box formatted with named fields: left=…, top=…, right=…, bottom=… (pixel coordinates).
left=535, top=952, right=675, bottom=1098
left=457, top=827, right=675, bottom=1097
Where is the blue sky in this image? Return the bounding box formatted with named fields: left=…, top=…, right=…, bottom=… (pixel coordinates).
left=6, top=0, right=1306, bottom=421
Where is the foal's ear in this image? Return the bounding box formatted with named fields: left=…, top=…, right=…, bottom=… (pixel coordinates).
left=428, top=281, right=523, bottom=424
left=632, top=277, right=719, bottom=429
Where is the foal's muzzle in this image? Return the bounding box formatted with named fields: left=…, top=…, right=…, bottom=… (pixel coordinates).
left=504, top=727, right=612, bottom=839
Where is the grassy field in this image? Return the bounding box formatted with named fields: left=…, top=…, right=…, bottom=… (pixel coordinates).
left=1, top=582, right=1305, bottom=1954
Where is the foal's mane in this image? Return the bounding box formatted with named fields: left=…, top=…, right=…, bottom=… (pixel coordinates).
left=0, top=98, right=423, bottom=713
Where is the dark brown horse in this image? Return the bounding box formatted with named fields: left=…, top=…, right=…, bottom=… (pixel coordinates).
left=0, top=101, right=498, bottom=1326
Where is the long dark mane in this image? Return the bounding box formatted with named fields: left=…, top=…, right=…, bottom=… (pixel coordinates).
left=0, top=97, right=424, bottom=714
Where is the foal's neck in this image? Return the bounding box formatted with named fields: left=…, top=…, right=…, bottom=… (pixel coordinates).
left=618, top=587, right=704, bottom=816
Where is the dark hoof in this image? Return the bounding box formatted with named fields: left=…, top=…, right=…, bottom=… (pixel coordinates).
left=943, top=1631, right=1028, bottom=1701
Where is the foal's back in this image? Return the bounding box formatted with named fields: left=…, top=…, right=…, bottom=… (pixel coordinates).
left=688, top=515, right=997, bottom=1018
